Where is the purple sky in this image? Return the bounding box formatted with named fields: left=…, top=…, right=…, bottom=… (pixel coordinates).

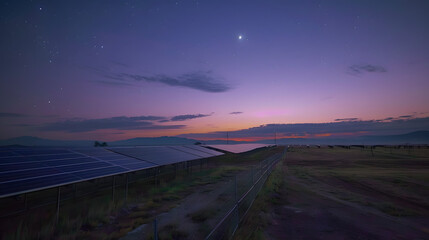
left=1, top=0, right=429, bottom=141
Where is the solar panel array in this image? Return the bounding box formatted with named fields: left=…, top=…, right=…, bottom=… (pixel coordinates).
left=206, top=144, right=272, bottom=153
left=107, top=145, right=223, bottom=166
left=0, top=146, right=222, bottom=198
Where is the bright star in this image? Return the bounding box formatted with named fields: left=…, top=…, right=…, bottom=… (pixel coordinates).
left=238, top=35, right=242, bottom=40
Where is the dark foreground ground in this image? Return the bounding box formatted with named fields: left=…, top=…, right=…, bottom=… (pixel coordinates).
left=236, top=147, right=429, bottom=240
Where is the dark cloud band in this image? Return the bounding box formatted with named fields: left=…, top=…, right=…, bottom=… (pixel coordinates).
left=349, top=64, right=387, bottom=75
left=40, top=116, right=184, bottom=133
left=91, top=68, right=231, bottom=93
left=170, top=113, right=212, bottom=121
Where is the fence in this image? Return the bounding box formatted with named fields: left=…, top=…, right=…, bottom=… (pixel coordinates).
left=143, top=148, right=286, bottom=240
left=0, top=157, right=211, bottom=239
left=204, top=148, right=286, bottom=240
left=0, top=147, right=285, bottom=239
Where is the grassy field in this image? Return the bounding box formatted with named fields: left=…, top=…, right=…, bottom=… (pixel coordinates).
left=0, top=146, right=284, bottom=240
left=235, top=146, right=429, bottom=239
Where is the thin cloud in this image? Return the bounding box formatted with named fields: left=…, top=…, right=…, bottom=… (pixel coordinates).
left=88, top=66, right=231, bottom=93
left=40, top=116, right=184, bottom=133
left=170, top=113, right=213, bottom=122
left=95, top=80, right=134, bottom=87
left=123, top=71, right=230, bottom=93
left=230, top=112, right=243, bottom=115
left=334, top=118, right=359, bottom=122
left=348, top=64, right=387, bottom=75
left=379, top=114, right=417, bottom=122
left=0, top=112, right=27, bottom=118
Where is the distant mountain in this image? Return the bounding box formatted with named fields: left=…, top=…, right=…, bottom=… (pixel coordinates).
left=109, top=136, right=197, bottom=146
left=256, top=131, right=429, bottom=145
left=0, top=136, right=94, bottom=147
left=1, top=131, right=427, bottom=147
left=198, top=139, right=245, bottom=145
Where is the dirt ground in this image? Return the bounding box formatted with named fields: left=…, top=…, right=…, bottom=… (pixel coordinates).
left=266, top=147, right=429, bottom=240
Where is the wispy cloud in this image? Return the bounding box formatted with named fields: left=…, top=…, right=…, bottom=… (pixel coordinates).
left=230, top=112, right=243, bottom=115
left=124, top=71, right=230, bottom=93
left=170, top=113, right=213, bottom=122
left=95, top=80, right=134, bottom=87
left=89, top=67, right=231, bottom=93
left=334, top=118, right=359, bottom=122
left=40, top=116, right=184, bottom=133
left=348, top=64, right=387, bottom=75
left=0, top=112, right=27, bottom=118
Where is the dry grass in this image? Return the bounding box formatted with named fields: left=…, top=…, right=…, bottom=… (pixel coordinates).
left=233, top=161, right=284, bottom=240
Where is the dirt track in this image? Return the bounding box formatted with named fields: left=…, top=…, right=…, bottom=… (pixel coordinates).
left=266, top=147, right=429, bottom=240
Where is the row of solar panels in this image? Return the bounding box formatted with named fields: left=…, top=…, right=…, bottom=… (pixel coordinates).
left=0, top=145, right=223, bottom=198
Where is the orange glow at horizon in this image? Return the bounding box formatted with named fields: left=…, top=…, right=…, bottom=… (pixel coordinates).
left=194, top=131, right=370, bottom=142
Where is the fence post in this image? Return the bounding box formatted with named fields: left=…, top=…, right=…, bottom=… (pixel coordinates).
left=56, top=187, right=61, bottom=224
left=234, top=175, right=238, bottom=203
left=73, top=183, right=77, bottom=199
left=24, top=193, right=28, bottom=211
left=153, top=218, right=158, bottom=240
left=125, top=174, right=129, bottom=203
left=233, top=175, right=239, bottom=236
left=155, top=167, right=158, bottom=186
left=112, top=176, right=116, bottom=204
left=251, top=166, right=254, bottom=184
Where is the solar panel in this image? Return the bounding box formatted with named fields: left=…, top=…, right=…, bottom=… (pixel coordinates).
left=72, top=166, right=127, bottom=179
left=0, top=146, right=223, bottom=198
left=0, top=148, right=128, bottom=197
left=0, top=167, right=62, bottom=182
left=0, top=153, right=84, bottom=164
left=72, top=148, right=156, bottom=170
left=109, top=146, right=201, bottom=165
left=54, top=162, right=112, bottom=173
left=0, top=151, right=20, bottom=158
left=12, top=149, right=72, bottom=155
left=0, top=162, right=46, bottom=172
left=120, top=162, right=154, bottom=170
left=0, top=173, right=81, bottom=196
left=184, top=145, right=224, bottom=156
left=168, top=146, right=214, bottom=158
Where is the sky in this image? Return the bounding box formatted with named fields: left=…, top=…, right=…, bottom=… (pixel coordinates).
left=1, top=0, right=429, bottom=141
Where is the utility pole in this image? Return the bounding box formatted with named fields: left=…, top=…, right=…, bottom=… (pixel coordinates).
left=274, top=132, right=277, bottom=145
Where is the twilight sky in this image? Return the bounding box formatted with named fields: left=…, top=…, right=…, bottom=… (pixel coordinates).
left=1, top=0, right=429, bottom=141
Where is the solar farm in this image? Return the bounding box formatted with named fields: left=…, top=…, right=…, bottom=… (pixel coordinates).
left=0, top=143, right=275, bottom=239
left=0, top=145, right=223, bottom=198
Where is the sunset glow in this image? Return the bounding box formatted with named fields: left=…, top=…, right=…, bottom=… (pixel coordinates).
left=1, top=1, right=428, bottom=142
